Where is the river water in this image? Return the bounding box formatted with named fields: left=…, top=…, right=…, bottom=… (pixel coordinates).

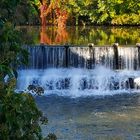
left=36, top=94, right=140, bottom=140
left=18, top=26, right=140, bottom=45
left=17, top=26, right=140, bottom=139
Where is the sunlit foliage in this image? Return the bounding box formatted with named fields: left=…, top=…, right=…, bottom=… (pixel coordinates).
left=26, top=0, right=140, bottom=25
left=1, top=0, right=139, bottom=25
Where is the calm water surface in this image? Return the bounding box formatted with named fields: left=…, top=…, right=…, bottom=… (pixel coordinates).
left=36, top=94, right=140, bottom=140
left=18, top=26, right=140, bottom=45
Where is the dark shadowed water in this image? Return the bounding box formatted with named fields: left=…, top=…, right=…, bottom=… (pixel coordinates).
left=35, top=93, right=140, bottom=140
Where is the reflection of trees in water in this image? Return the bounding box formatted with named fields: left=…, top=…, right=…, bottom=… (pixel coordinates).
left=68, top=27, right=140, bottom=45
left=111, top=28, right=140, bottom=44
left=40, top=26, right=52, bottom=44
left=17, top=26, right=40, bottom=44
left=40, top=26, right=68, bottom=45
left=19, top=26, right=140, bottom=45
left=55, top=27, right=68, bottom=44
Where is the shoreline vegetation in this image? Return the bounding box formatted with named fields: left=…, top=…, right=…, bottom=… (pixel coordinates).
left=12, top=18, right=140, bottom=27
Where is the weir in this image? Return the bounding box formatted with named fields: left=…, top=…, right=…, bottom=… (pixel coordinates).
left=17, top=44, right=140, bottom=97
left=23, top=44, right=140, bottom=70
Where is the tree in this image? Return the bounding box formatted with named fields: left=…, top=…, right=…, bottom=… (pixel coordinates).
left=0, top=0, right=56, bottom=139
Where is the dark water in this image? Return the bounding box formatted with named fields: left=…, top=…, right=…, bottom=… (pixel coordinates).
left=17, top=26, right=140, bottom=45
left=36, top=94, right=140, bottom=140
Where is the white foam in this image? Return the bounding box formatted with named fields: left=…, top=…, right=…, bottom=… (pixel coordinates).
left=17, top=66, right=140, bottom=97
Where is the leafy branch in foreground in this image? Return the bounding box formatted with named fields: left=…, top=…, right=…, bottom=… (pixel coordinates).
left=0, top=21, right=56, bottom=140
left=0, top=78, right=56, bottom=140
left=0, top=22, right=28, bottom=79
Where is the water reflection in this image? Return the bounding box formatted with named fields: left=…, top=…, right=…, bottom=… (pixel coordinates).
left=18, top=26, right=140, bottom=45
left=39, top=26, right=68, bottom=45
left=40, top=26, right=52, bottom=44
left=55, top=27, right=68, bottom=44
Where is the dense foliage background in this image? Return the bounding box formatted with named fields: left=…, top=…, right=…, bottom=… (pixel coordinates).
left=1, top=0, right=139, bottom=26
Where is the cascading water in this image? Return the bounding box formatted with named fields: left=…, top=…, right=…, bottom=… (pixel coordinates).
left=22, top=46, right=66, bottom=69
left=118, top=47, right=139, bottom=70
left=17, top=45, right=140, bottom=97
left=69, top=47, right=114, bottom=68
left=17, top=67, right=140, bottom=97
left=93, top=47, right=114, bottom=68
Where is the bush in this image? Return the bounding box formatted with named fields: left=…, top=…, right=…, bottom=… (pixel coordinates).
left=0, top=22, right=56, bottom=140
left=0, top=77, right=57, bottom=140
left=0, top=86, right=43, bottom=139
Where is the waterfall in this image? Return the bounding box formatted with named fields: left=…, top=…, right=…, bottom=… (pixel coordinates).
left=17, top=67, right=140, bottom=97
left=17, top=45, right=140, bottom=97
left=23, top=46, right=66, bottom=69
left=69, top=47, right=114, bottom=69
left=22, top=45, right=139, bottom=70
left=69, top=47, right=91, bottom=68
left=118, top=47, right=139, bottom=70
left=94, top=47, right=114, bottom=69
left=24, top=46, right=116, bottom=69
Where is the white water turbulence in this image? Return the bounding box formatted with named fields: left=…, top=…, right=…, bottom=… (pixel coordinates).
left=17, top=66, right=140, bottom=98
left=17, top=46, right=140, bottom=97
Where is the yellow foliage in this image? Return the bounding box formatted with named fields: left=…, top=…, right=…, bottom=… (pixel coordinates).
left=112, top=14, right=140, bottom=25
